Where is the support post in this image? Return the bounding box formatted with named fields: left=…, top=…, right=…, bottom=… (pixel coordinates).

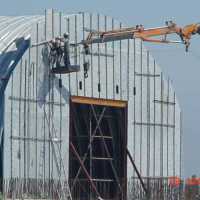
left=126, top=148, right=149, bottom=198
left=70, top=142, right=103, bottom=200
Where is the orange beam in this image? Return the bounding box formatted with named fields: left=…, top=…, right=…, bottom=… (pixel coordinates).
left=102, top=26, right=179, bottom=39
left=71, top=96, right=127, bottom=108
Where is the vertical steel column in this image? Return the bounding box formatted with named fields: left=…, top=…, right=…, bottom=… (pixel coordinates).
left=153, top=60, right=156, bottom=177
left=74, top=14, right=78, bottom=96
left=18, top=60, right=22, bottom=183
left=23, top=61, right=27, bottom=190
left=89, top=107, right=93, bottom=199
left=133, top=39, right=136, bottom=178
left=105, top=15, right=108, bottom=99
left=160, top=73, right=164, bottom=200
left=27, top=48, right=31, bottom=180
left=66, top=17, right=71, bottom=93
left=82, top=12, right=86, bottom=96
left=112, top=18, right=115, bottom=99
left=160, top=73, right=163, bottom=177
left=49, top=10, right=55, bottom=193
left=35, top=22, right=39, bottom=195
left=31, top=62, right=34, bottom=196
left=119, top=22, right=122, bottom=100
left=10, top=73, right=13, bottom=197
left=97, top=14, right=100, bottom=98
left=51, top=11, right=55, bottom=193
left=180, top=111, right=182, bottom=178
left=173, top=92, right=176, bottom=177
left=127, top=39, right=130, bottom=100
left=59, top=11, right=62, bottom=182
left=90, top=13, right=94, bottom=98
left=166, top=78, right=170, bottom=177
left=43, top=9, right=47, bottom=192
left=146, top=51, right=150, bottom=179
left=140, top=40, right=143, bottom=174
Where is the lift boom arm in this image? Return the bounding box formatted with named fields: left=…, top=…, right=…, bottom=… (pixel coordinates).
left=83, top=21, right=200, bottom=51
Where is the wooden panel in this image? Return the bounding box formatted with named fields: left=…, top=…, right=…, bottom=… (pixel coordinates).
left=71, top=96, right=127, bottom=108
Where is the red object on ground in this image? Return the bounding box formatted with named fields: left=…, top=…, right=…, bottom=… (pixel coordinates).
left=169, top=176, right=181, bottom=187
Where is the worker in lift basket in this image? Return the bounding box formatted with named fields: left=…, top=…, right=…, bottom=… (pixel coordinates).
left=50, top=32, right=71, bottom=69
left=63, top=32, right=71, bottom=68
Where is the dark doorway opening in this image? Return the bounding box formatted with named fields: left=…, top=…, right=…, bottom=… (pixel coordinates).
left=69, top=96, right=127, bottom=200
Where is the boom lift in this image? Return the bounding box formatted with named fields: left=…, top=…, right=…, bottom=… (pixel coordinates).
left=33, top=21, right=200, bottom=78
left=82, top=21, right=200, bottom=52
left=32, top=33, right=80, bottom=74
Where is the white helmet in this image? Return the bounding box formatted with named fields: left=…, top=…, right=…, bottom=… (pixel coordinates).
left=63, top=33, right=69, bottom=39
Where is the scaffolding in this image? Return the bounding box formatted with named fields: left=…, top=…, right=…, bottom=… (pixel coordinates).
left=69, top=97, right=127, bottom=200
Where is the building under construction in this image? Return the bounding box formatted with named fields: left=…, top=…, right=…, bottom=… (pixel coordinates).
left=0, top=9, right=182, bottom=199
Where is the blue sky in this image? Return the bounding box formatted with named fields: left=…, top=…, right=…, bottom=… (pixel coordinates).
left=1, top=0, right=200, bottom=178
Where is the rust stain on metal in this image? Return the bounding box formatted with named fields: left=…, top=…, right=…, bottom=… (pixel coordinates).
left=71, top=96, right=128, bottom=108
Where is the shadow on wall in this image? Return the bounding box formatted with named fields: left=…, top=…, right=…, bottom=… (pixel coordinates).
left=0, top=37, right=30, bottom=189
left=37, top=44, right=70, bottom=108
left=0, top=37, right=30, bottom=95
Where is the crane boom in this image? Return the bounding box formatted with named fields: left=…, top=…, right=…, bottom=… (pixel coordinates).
left=83, top=21, right=200, bottom=51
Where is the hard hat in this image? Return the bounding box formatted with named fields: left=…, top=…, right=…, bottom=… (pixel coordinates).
left=63, top=33, right=69, bottom=38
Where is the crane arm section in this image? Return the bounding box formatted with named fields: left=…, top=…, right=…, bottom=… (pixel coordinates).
left=83, top=21, right=200, bottom=51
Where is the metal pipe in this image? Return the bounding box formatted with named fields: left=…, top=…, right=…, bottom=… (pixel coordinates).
left=126, top=148, right=148, bottom=195
left=70, top=142, right=102, bottom=200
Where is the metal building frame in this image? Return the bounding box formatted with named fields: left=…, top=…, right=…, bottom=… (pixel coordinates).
left=0, top=9, right=182, bottom=200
